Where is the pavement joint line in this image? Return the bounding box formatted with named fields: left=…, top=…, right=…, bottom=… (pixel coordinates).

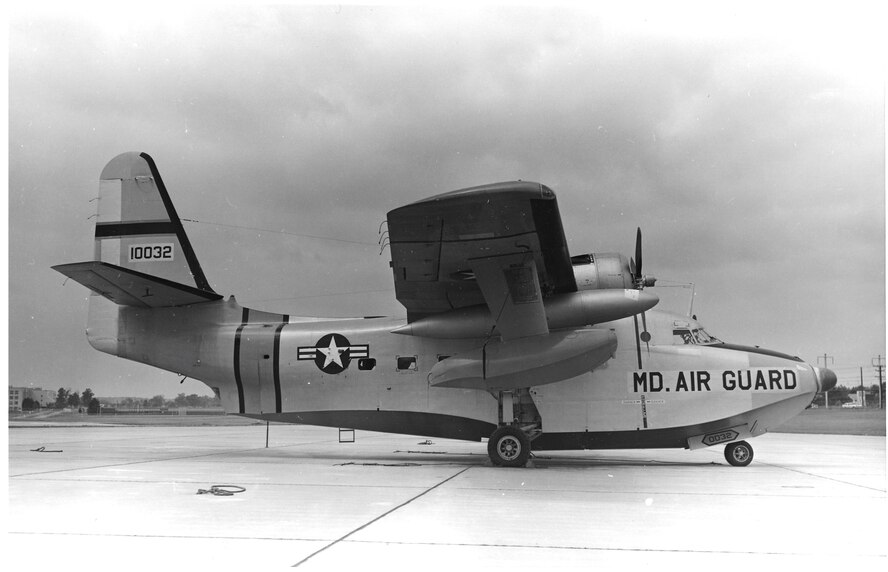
left=444, top=486, right=879, bottom=498
left=10, top=476, right=435, bottom=490
left=340, top=538, right=886, bottom=558
left=8, top=531, right=884, bottom=559
left=7, top=530, right=330, bottom=543
left=12, top=476, right=877, bottom=498
left=754, top=461, right=887, bottom=494
left=8, top=442, right=326, bottom=478
left=7, top=531, right=884, bottom=559
left=291, top=465, right=473, bottom=568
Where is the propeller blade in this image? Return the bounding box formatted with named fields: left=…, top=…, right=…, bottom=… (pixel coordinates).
left=634, top=227, right=643, bottom=280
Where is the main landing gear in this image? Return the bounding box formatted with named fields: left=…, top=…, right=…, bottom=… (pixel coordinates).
left=724, top=440, right=754, bottom=467
left=488, top=389, right=541, bottom=467
left=488, top=425, right=531, bottom=467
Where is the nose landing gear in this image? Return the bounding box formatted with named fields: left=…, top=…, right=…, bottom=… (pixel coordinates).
left=724, top=440, right=754, bottom=467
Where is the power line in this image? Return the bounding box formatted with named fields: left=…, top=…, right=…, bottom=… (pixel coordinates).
left=181, top=217, right=378, bottom=247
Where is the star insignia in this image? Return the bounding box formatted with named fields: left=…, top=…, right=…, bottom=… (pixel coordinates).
left=316, top=336, right=345, bottom=369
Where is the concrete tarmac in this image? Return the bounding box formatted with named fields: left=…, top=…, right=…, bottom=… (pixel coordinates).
left=7, top=423, right=886, bottom=571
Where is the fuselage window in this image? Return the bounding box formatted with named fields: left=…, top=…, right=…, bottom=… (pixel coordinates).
left=397, top=356, right=418, bottom=372
left=358, top=358, right=377, bottom=371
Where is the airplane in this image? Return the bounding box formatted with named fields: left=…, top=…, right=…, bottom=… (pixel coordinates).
left=53, top=152, right=837, bottom=468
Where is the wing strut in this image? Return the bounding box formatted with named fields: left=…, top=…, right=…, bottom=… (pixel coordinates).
left=471, top=253, right=548, bottom=341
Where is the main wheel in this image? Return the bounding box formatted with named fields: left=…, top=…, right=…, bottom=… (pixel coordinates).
left=724, top=440, right=754, bottom=467
left=488, top=425, right=531, bottom=467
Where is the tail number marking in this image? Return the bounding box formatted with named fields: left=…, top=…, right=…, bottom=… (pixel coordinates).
left=129, top=244, right=174, bottom=262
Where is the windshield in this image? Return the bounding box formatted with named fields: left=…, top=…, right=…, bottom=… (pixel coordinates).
left=673, top=328, right=721, bottom=346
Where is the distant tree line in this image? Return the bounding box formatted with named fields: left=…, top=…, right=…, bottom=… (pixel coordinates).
left=812, top=384, right=885, bottom=408
left=20, top=388, right=219, bottom=413
left=20, top=387, right=98, bottom=412
left=108, top=392, right=221, bottom=410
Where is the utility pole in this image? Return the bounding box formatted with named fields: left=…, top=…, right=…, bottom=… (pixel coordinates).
left=873, top=355, right=885, bottom=410
left=818, top=354, right=834, bottom=408
left=859, top=366, right=866, bottom=407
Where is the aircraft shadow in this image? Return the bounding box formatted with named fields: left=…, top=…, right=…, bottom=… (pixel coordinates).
left=528, top=453, right=721, bottom=468
left=232, top=445, right=722, bottom=469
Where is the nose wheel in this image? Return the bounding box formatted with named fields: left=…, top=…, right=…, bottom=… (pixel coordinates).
left=724, top=440, right=754, bottom=467
left=488, top=425, right=531, bottom=467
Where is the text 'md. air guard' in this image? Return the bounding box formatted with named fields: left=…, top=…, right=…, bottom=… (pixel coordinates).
left=630, top=368, right=800, bottom=393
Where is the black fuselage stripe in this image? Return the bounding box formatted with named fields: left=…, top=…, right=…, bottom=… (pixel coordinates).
left=641, top=312, right=650, bottom=352
left=95, top=221, right=177, bottom=237
left=273, top=318, right=287, bottom=414
left=233, top=308, right=249, bottom=414
left=140, top=153, right=215, bottom=293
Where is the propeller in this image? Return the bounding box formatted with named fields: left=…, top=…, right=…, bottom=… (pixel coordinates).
left=631, top=227, right=656, bottom=289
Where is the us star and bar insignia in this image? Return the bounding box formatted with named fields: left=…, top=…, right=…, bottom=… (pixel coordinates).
left=297, top=333, right=369, bottom=374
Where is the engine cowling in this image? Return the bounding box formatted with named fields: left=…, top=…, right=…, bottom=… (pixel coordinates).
left=571, top=253, right=634, bottom=290
left=572, top=252, right=657, bottom=290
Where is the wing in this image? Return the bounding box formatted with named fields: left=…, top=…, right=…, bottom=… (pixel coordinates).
left=386, top=181, right=577, bottom=340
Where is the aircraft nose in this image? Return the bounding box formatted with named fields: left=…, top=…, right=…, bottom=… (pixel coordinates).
left=816, top=367, right=838, bottom=393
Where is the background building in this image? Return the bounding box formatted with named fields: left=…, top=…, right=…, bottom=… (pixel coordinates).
left=8, top=386, right=61, bottom=411
left=9, top=387, right=24, bottom=412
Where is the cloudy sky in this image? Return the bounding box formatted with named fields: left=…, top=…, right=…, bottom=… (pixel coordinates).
left=8, top=4, right=884, bottom=399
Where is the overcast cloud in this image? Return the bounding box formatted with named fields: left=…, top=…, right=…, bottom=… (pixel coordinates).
left=8, top=4, right=884, bottom=398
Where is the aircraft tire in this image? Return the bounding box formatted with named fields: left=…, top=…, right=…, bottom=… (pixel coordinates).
left=724, top=440, right=754, bottom=467
left=488, top=425, right=531, bottom=467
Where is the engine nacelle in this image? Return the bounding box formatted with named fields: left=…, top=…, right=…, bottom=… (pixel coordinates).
left=571, top=253, right=634, bottom=290
left=391, top=288, right=659, bottom=339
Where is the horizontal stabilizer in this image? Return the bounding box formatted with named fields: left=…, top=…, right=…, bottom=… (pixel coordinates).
left=53, top=261, right=222, bottom=308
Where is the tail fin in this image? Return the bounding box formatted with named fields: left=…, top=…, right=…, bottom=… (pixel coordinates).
left=53, top=152, right=220, bottom=307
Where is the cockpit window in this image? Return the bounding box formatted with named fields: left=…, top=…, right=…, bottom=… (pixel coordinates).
left=692, top=329, right=720, bottom=344
left=673, top=328, right=721, bottom=345
left=674, top=329, right=694, bottom=344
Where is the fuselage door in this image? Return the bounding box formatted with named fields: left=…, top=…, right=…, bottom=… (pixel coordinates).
left=237, top=324, right=279, bottom=414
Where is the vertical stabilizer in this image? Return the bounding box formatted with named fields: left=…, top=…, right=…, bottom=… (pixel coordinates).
left=94, top=152, right=214, bottom=292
